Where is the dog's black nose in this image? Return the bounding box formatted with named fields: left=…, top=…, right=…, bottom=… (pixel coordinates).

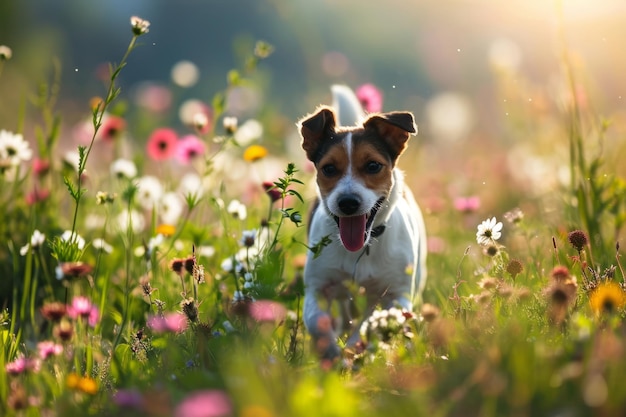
left=338, top=195, right=361, bottom=215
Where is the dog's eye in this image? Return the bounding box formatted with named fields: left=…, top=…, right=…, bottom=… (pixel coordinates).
left=321, top=164, right=338, bottom=177
left=365, top=161, right=383, bottom=174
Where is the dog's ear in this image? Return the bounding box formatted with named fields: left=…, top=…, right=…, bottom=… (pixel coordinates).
left=298, top=106, right=337, bottom=162
left=363, top=112, right=417, bottom=159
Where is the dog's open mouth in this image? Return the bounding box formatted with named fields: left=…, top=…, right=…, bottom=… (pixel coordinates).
left=334, top=197, right=385, bottom=252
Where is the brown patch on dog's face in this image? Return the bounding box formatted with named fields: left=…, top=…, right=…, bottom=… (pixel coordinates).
left=315, top=139, right=349, bottom=200
left=350, top=141, right=394, bottom=197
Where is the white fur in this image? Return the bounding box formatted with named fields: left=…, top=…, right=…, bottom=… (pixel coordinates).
left=303, top=86, right=427, bottom=358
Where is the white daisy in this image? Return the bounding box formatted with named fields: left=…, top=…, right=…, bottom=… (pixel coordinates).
left=20, top=229, right=46, bottom=256
left=0, top=130, right=32, bottom=166
left=136, top=175, right=164, bottom=210
left=234, top=119, right=262, bottom=146
left=226, top=199, right=247, bottom=220
left=116, top=209, right=146, bottom=234
left=61, top=230, right=86, bottom=250
left=159, top=192, right=184, bottom=225
left=178, top=172, right=204, bottom=200
left=110, top=158, right=137, bottom=179
left=476, top=216, right=503, bottom=246
left=92, top=238, right=113, bottom=254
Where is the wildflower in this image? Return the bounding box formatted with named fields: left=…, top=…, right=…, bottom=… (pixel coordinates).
left=568, top=230, right=589, bottom=252
left=506, top=259, right=524, bottom=279
left=136, top=175, right=164, bottom=210
left=7, top=381, right=28, bottom=410
left=135, top=82, right=172, bottom=113
left=99, top=115, right=126, bottom=141
left=96, top=191, right=116, bottom=204
left=117, top=209, right=146, bottom=234
left=19, top=229, right=46, bottom=256
left=484, top=245, right=499, bottom=257
left=476, top=217, right=503, bottom=246
left=25, top=187, right=50, bottom=205
left=174, top=390, right=232, bottom=417
left=66, top=373, right=98, bottom=395
left=193, top=262, right=206, bottom=284
left=453, top=196, right=480, bottom=213
left=68, top=297, right=100, bottom=327
left=56, top=261, right=93, bottom=280
left=241, top=230, right=257, bottom=247
left=181, top=298, right=199, bottom=322
left=37, top=341, right=63, bottom=359
left=40, top=302, right=67, bottom=322
left=113, top=389, right=144, bottom=409
left=156, top=223, right=176, bottom=237
left=61, top=230, right=86, bottom=250
left=5, top=357, right=41, bottom=375
left=478, top=277, right=499, bottom=290
left=179, top=99, right=211, bottom=126
left=0, top=45, right=12, bottom=60
left=0, top=130, right=32, bottom=166
left=92, top=238, right=113, bottom=254
left=234, top=119, right=262, bottom=145
left=139, top=275, right=155, bottom=297
left=250, top=300, right=287, bottom=323
left=176, top=134, right=206, bottom=164
left=169, top=258, right=186, bottom=276
left=550, top=265, right=571, bottom=282
left=227, top=199, right=247, bottom=220
left=356, top=83, right=383, bottom=113
left=262, top=181, right=282, bottom=202
left=62, top=150, right=81, bottom=172
left=146, top=128, right=178, bottom=161
left=130, top=16, right=150, bottom=35
left=503, top=207, right=524, bottom=224
left=147, top=312, right=188, bottom=333
left=590, top=282, right=626, bottom=315
left=254, top=40, right=274, bottom=59
left=159, top=192, right=184, bottom=225
left=360, top=307, right=410, bottom=344
left=243, top=144, right=268, bottom=162
left=110, top=158, right=137, bottom=179
left=223, top=116, right=238, bottom=134
left=32, top=157, right=50, bottom=177
left=192, top=112, right=211, bottom=134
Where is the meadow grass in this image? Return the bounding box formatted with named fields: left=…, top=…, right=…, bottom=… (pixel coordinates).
left=2, top=14, right=626, bottom=417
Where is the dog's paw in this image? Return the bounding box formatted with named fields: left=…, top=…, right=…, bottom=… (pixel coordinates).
left=307, top=312, right=341, bottom=360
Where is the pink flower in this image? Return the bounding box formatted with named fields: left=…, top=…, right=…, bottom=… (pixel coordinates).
left=67, top=296, right=100, bottom=327
left=262, top=181, right=282, bottom=203
left=147, top=128, right=178, bottom=161
left=25, top=187, right=50, bottom=205
left=174, top=390, right=232, bottom=417
left=113, top=389, right=144, bottom=408
left=32, top=157, right=50, bottom=177
left=147, top=312, right=188, bottom=333
left=356, top=83, right=383, bottom=113
left=5, top=357, right=41, bottom=375
left=176, top=134, right=206, bottom=164
left=37, top=341, right=64, bottom=359
left=99, top=115, right=126, bottom=142
left=136, top=83, right=172, bottom=113
left=250, top=300, right=287, bottom=323
left=453, top=196, right=481, bottom=213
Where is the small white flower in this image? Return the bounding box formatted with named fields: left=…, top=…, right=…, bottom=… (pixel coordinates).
left=223, top=116, right=238, bottom=133
left=63, top=150, right=81, bottom=172
left=178, top=173, right=204, bottom=199
left=130, top=16, right=150, bottom=35
left=226, top=199, right=247, bottom=220
left=159, top=192, right=184, bottom=225
left=0, top=45, right=12, bottom=60
left=0, top=130, right=32, bottom=166
left=234, top=119, right=262, bottom=146
left=196, top=245, right=215, bottom=258
left=92, top=238, right=113, bottom=254
left=117, top=209, right=146, bottom=233
left=20, top=230, right=46, bottom=256
left=61, top=230, right=85, bottom=250
left=136, top=176, right=164, bottom=210
left=476, top=216, right=503, bottom=246
left=240, top=229, right=256, bottom=247
left=110, top=158, right=137, bottom=179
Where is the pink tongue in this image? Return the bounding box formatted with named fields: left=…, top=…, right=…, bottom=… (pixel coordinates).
left=339, top=215, right=367, bottom=252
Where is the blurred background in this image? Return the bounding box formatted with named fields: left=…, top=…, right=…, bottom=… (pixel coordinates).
left=2, top=0, right=626, bottom=218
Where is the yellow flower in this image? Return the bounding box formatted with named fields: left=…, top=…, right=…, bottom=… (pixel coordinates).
left=590, top=282, right=626, bottom=315
left=243, top=145, right=268, bottom=162
left=156, top=224, right=176, bottom=237
left=66, top=373, right=98, bottom=395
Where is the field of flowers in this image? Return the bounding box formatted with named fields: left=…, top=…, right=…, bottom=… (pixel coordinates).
left=3, top=8, right=626, bottom=417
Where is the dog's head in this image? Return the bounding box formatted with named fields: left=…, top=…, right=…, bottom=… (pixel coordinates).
left=299, top=106, right=417, bottom=252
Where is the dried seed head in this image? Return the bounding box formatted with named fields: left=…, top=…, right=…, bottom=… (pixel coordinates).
left=550, top=265, right=571, bottom=282
left=506, top=259, right=523, bottom=278
left=180, top=298, right=199, bottom=323
left=568, top=230, right=588, bottom=252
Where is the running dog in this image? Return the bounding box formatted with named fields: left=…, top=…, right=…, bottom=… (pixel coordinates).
left=298, top=85, right=427, bottom=359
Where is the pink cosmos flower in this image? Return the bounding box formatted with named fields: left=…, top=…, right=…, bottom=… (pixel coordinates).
left=37, top=341, right=64, bottom=359
left=453, top=196, right=481, bottom=213
left=67, top=296, right=100, bottom=327
left=249, top=300, right=287, bottom=323
left=32, top=157, right=50, bottom=177
left=5, top=357, right=41, bottom=375
left=147, top=128, right=178, bottom=161
left=174, top=390, right=232, bottom=417
left=356, top=83, right=383, bottom=113
left=147, top=312, right=188, bottom=333
left=176, top=134, right=206, bottom=164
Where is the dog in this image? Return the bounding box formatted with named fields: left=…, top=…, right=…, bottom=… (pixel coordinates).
left=298, top=85, right=427, bottom=359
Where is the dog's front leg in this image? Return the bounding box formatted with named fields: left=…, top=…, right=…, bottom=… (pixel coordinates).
left=303, top=288, right=341, bottom=359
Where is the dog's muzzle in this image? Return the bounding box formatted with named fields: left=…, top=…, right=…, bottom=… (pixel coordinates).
left=333, top=196, right=385, bottom=252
